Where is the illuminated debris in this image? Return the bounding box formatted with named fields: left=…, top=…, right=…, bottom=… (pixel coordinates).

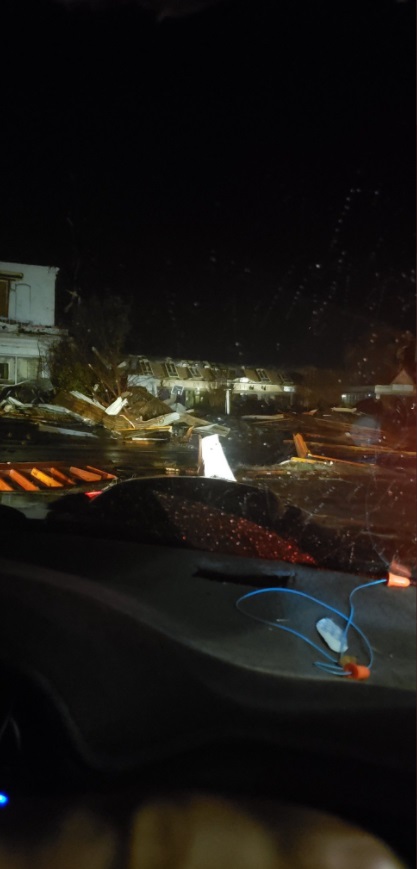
left=30, top=467, right=62, bottom=487
left=293, top=432, right=309, bottom=459
left=0, top=379, right=231, bottom=441
left=0, top=389, right=107, bottom=439
left=200, top=433, right=236, bottom=481
left=104, top=395, right=129, bottom=415
left=50, top=388, right=229, bottom=439
left=69, top=467, right=103, bottom=483
left=249, top=417, right=417, bottom=468
left=49, top=467, right=76, bottom=485
left=8, top=469, right=39, bottom=491
left=52, top=390, right=107, bottom=424
left=0, top=462, right=115, bottom=493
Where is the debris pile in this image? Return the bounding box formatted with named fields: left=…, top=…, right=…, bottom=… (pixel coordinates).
left=0, top=381, right=229, bottom=442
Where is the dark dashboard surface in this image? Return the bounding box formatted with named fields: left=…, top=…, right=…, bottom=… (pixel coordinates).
left=0, top=529, right=414, bottom=766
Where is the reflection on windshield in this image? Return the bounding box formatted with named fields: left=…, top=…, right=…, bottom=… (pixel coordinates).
left=41, top=462, right=413, bottom=576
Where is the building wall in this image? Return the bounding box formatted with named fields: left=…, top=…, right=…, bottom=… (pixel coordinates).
left=127, top=355, right=296, bottom=409
left=341, top=383, right=416, bottom=406
left=0, top=331, right=58, bottom=384
left=0, top=261, right=58, bottom=326
left=0, top=261, right=60, bottom=383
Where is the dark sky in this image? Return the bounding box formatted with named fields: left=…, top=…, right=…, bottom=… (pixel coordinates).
left=1, top=0, right=415, bottom=364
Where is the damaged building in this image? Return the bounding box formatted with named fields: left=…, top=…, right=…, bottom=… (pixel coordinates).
left=0, top=261, right=63, bottom=385
left=126, top=356, right=297, bottom=412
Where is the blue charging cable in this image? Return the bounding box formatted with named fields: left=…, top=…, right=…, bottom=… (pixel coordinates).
left=236, top=579, right=386, bottom=677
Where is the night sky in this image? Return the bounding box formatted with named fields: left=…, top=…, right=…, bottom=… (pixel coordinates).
left=1, top=0, right=415, bottom=365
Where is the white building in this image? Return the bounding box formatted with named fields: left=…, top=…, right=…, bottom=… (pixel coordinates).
left=127, top=356, right=296, bottom=411
left=0, top=261, right=62, bottom=384
left=341, top=379, right=416, bottom=407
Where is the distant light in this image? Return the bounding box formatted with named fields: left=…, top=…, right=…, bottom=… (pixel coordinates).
left=283, top=386, right=294, bottom=392
left=0, top=794, right=9, bottom=807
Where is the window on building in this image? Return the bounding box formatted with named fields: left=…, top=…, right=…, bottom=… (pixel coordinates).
left=0, top=362, right=9, bottom=380
left=0, top=279, right=9, bottom=318
left=187, top=364, right=200, bottom=378
left=138, top=360, right=154, bottom=376
left=256, top=368, right=270, bottom=382
left=164, top=362, right=179, bottom=377
left=16, top=357, right=40, bottom=381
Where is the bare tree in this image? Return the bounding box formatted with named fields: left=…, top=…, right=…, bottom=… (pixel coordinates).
left=48, top=293, right=131, bottom=401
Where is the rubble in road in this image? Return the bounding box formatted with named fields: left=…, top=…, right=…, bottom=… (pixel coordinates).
left=0, top=390, right=105, bottom=441
left=1, top=382, right=413, bottom=461
left=1, top=385, right=414, bottom=571
left=51, top=390, right=109, bottom=425
left=0, top=381, right=230, bottom=442
left=222, top=407, right=416, bottom=471
left=229, top=410, right=416, bottom=574
left=50, top=388, right=229, bottom=438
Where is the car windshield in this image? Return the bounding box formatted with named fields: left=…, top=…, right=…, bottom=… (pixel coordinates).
left=0, top=0, right=415, bottom=577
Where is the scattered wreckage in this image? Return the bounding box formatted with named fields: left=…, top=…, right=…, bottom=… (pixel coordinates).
left=0, top=383, right=414, bottom=577
left=0, top=381, right=230, bottom=444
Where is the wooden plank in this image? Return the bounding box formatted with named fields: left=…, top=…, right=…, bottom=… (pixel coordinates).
left=30, top=468, right=62, bottom=488
left=288, top=457, right=321, bottom=464
left=52, top=391, right=105, bottom=423
left=308, top=452, right=367, bottom=467
left=86, top=466, right=116, bottom=479
left=8, top=469, right=39, bottom=491
left=70, top=467, right=101, bottom=482
left=292, top=432, right=373, bottom=468
left=293, top=433, right=309, bottom=459
left=49, top=467, right=76, bottom=485
left=306, top=441, right=416, bottom=457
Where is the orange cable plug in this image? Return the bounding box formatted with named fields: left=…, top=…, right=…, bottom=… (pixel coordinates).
left=343, top=663, right=371, bottom=680
left=387, top=573, right=411, bottom=588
